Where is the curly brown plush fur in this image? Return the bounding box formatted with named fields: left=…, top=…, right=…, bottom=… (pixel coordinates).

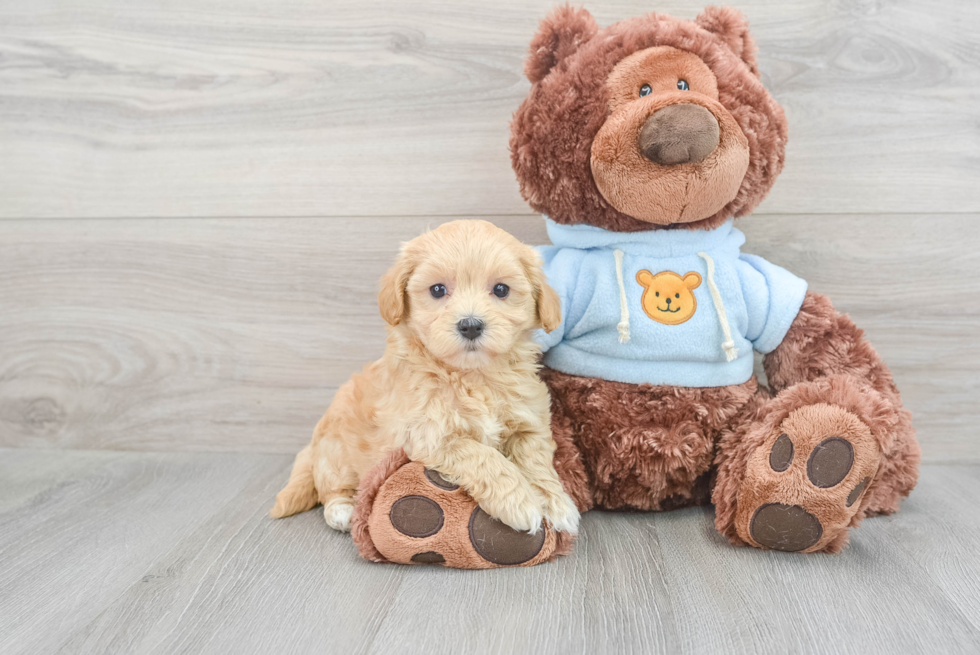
left=508, top=6, right=918, bottom=554
left=544, top=293, right=919, bottom=553
left=761, top=292, right=920, bottom=519
left=351, top=452, right=576, bottom=567
left=510, top=6, right=787, bottom=232
left=543, top=368, right=758, bottom=511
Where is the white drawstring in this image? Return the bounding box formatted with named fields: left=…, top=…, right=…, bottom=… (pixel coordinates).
left=698, top=251, right=738, bottom=362
left=613, top=249, right=630, bottom=344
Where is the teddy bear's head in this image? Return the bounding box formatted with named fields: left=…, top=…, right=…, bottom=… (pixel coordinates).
left=510, top=6, right=787, bottom=232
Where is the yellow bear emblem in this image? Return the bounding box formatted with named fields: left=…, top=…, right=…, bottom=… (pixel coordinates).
left=636, top=270, right=702, bottom=325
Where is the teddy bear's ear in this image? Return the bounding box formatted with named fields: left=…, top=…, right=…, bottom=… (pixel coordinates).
left=635, top=270, right=654, bottom=287
left=525, top=5, right=599, bottom=83
left=695, top=6, right=760, bottom=77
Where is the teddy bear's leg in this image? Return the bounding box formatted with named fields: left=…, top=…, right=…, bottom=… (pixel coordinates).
left=713, top=292, right=920, bottom=553
left=542, top=367, right=756, bottom=511
left=349, top=446, right=582, bottom=569
left=548, top=381, right=595, bottom=514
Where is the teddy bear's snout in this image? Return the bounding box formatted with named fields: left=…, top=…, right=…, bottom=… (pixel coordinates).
left=638, top=104, right=720, bottom=166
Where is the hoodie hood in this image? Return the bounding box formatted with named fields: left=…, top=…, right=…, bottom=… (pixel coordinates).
left=544, top=216, right=741, bottom=256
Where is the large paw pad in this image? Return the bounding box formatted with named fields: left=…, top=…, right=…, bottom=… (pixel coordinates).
left=738, top=403, right=880, bottom=553
left=366, top=462, right=570, bottom=568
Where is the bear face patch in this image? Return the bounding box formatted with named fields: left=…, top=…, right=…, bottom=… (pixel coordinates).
left=636, top=270, right=702, bottom=325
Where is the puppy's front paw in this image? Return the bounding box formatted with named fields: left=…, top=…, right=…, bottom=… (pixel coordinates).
left=486, top=495, right=544, bottom=535
left=543, top=491, right=581, bottom=534
left=323, top=497, right=354, bottom=532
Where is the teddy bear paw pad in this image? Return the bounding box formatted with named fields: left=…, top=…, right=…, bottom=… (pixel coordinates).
left=468, top=508, right=547, bottom=565
left=737, top=403, right=880, bottom=553
left=364, top=461, right=569, bottom=569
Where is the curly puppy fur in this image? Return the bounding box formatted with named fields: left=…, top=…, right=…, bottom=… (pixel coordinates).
left=271, top=220, right=580, bottom=537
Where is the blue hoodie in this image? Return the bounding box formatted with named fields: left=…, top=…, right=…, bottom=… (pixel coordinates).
left=535, top=217, right=807, bottom=388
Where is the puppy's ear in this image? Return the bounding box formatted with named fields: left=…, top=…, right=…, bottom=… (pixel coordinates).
left=520, top=246, right=562, bottom=333
left=537, top=278, right=562, bottom=333
left=378, top=248, right=415, bottom=326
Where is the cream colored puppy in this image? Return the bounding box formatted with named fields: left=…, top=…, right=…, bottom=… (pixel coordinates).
left=271, top=220, right=580, bottom=535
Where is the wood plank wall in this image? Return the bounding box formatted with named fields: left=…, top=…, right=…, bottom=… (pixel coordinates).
left=1, top=1, right=977, bottom=461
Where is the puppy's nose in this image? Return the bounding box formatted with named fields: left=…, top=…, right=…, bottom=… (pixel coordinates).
left=638, top=104, right=720, bottom=166
left=456, top=317, right=485, bottom=341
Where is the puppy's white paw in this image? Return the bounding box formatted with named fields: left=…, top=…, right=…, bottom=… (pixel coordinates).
left=482, top=494, right=544, bottom=534
left=506, top=504, right=545, bottom=535
left=323, top=498, right=354, bottom=532
left=543, top=491, right=580, bottom=534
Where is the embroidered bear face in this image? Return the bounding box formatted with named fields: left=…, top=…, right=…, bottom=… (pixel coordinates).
left=636, top=270, right=702, bottom=325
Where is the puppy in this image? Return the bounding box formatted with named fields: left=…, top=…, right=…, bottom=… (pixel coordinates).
left=270, top=220, right=580, bottom=535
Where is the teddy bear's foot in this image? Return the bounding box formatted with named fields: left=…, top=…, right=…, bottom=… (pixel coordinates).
left=734, top=403, right=881, bottom=553
left=350, top=451, right=574, bottom=568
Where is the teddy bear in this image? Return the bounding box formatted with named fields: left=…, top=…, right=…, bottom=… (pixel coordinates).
left=350, top=5, right=920, bottom=566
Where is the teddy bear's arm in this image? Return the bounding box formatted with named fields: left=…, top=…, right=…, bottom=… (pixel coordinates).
left=762, top=291, right=901, bottom=400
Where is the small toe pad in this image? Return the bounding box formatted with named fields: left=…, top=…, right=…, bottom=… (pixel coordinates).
left=468, top=508, right=546, bottom=566
left=807, top=437, right=854, bottom=488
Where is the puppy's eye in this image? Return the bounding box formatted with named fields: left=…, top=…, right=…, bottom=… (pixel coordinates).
left=492, top=283, right=510, bottom=299
left=677, top=79, right=690, bottom=91
left=639, top=84, right=652, bottom=97
left=430, top=284, right=447, bottom=299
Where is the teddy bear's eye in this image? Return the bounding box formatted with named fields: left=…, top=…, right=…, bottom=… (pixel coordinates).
left=492, top=283, right=510, bottom=299
left=655, top=291, right=659, bottom=297
left=675, top=293, right=680, bottom=298
left=430, top=284, right=447, bottom=299
left=677, top=79, right=690, bottom=91
left=639, top=84, right=652, bottom=97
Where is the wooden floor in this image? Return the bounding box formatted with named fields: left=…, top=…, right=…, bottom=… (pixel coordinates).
left=1, top=450, right=977, bottom=655
left=2, top=1, right=979, bottom=653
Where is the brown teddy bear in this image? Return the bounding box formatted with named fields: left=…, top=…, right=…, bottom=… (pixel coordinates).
left=351, top=5, right=920, bottom=565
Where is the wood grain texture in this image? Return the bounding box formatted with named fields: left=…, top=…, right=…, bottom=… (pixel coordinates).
left=1, top=451, right=978, bottom=655
left=0, top=448, right=293, bottom=655
left=1, top=214, right=975, bottom=460
left=1, top=0, right=978, bottom=219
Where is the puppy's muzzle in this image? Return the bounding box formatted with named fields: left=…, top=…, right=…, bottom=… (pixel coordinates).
left=456, top=317, right=485, bottom=341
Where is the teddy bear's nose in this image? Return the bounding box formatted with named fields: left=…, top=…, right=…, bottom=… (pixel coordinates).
left=665, top=297, right=672, bottom=304
left=638, top=104, right=720, bottom=166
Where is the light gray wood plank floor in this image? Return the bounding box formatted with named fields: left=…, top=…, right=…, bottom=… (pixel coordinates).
left=2, top=449, right=978, bottom=655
